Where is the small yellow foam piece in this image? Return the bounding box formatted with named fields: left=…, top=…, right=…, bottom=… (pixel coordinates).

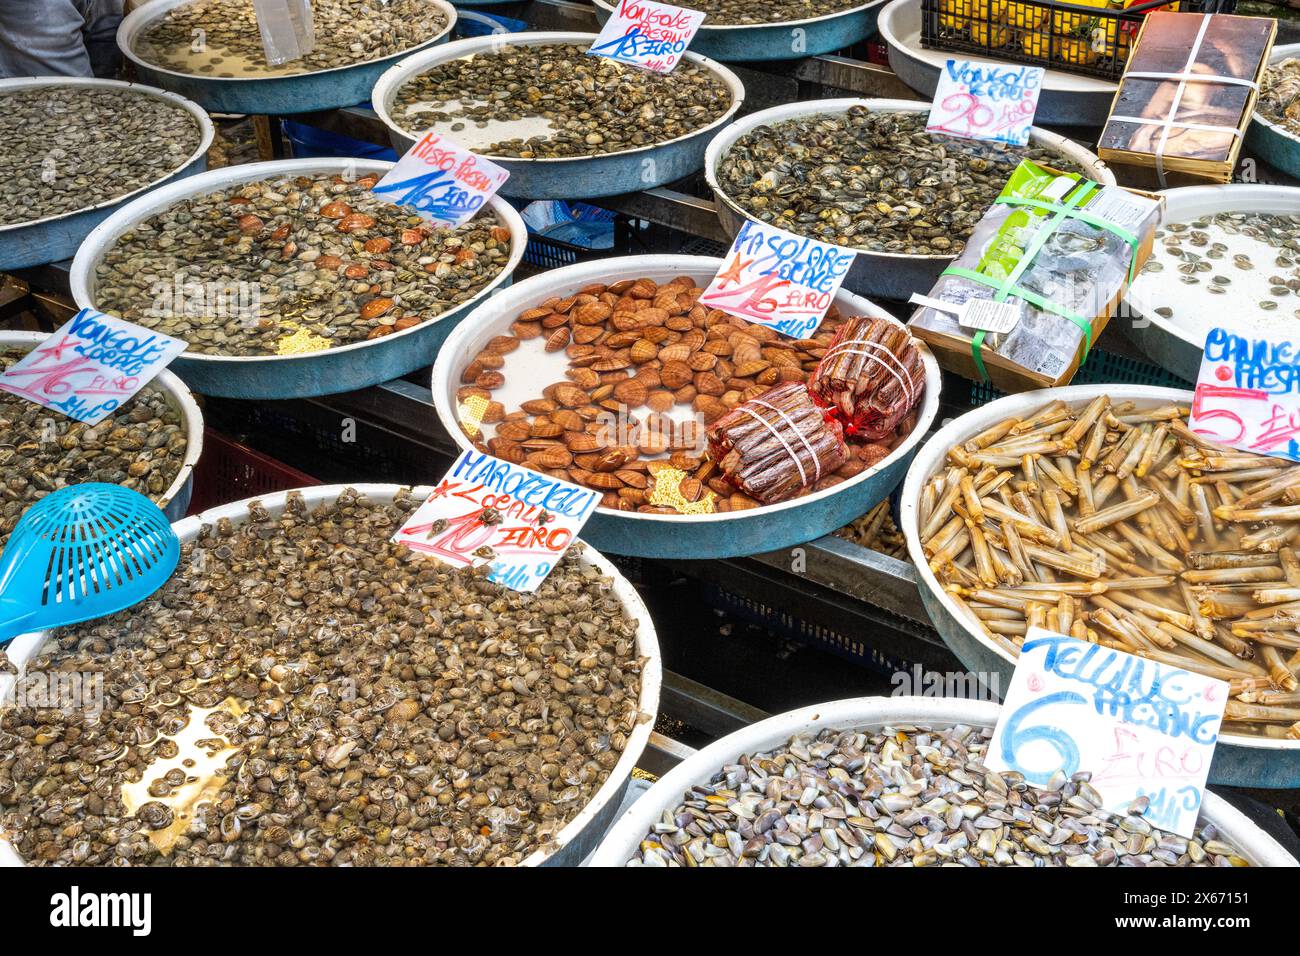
left=275, top=327, right=333, bottom=355
left=648, top=466, right=715, bottom=515
left=458, top=394, right=490, bottom=439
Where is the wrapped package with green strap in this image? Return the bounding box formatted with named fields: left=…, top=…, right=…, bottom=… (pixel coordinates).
left=907, top=159, right=1162, bottom=393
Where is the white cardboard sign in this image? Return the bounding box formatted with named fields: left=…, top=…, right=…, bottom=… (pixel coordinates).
left=392, top=450, right=599, bottom=592
left=0, top=309, right=187, bottom=426
left=985, top=627, right=1227, bottom=839
left=372, top=131, right=509, bottom=228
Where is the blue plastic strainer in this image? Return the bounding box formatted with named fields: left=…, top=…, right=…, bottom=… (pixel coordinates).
left=0, top=484, right=180, bottom=647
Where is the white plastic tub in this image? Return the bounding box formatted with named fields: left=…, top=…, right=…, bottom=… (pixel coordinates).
left=899, top=384, right=1300, bottom=788
left=590, top=696, right=1298, bottom=866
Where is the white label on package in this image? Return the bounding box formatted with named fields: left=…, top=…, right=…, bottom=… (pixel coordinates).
left=959, top=299, right=1019, bottom=334
left=392, top=450, right=599, bottom=592
left=1188, top=326, right=1300, bottom=461
left=927, top=58, right=1044, bottom=147
left=587, top=0, right=706, bottom=73
left=908, top=293, right=1019, bottom=335
left=0, top=309, right=187, bottom=426
left=1086, top=186, right=1159, bottom=235
left=372, top=131, right=509, bottom=228
left=986, top=627, right=1227, bottom=839
left=251, top=0, right=315, bottom=65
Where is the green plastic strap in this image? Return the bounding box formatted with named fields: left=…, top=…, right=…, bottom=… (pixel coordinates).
left=947, top=266, right=1097, bottom=341
left=995, top=193, right=1141, bottom=283
left=963, top=183, right=1095, bottom=382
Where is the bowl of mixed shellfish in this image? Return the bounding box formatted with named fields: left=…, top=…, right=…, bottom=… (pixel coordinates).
left=70, top=158, right=525, bottom=400
left=0, top=484, right=661, bottom=867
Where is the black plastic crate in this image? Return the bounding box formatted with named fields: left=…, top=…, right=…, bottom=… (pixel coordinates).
left=967, top=346, right=1192, bottom=406
left=919, top=0, right=1235, bottom=81
left=702, top=582, right=921, bottom=678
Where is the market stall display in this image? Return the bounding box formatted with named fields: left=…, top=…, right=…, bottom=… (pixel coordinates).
left=879, top=0, right=1119, bottom=126
left=1122, top=183, right=1300, bottom=385
left=118, top=0, right=457, bottom=113
left=0, top=78, right=213, bottom=272
left=1245, top=42, right=1300, bottom=180
left=372, top=32, right=745, bottom=199
left=0, top=484, right=661, bottom=867
left=901, top=385, right=1300, bottom=787
left=1098, top=11, right=1276, bottom=187
left=431, top=255, right=941, bottom=558
left=4, top=0, right=1300, bottom=874
left=69, top=158, right=526, bottom=399
left=589, top=697, right=1298, bottom=866
left=705, top=99, right=1111, bottom=300
left=590, top=0, right=886, bottom=62
left=0, top=331, right=203, bottom=532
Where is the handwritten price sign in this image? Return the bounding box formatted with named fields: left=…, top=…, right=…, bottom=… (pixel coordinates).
left=392, top=450, right=599, bottom=592
left=926, top=59, right=1044, bottom=147
left=1188, top=327, right=1300, bottom=462
left=0, top=309, right=186, bottom=426
left=588, top=0, right=706, bottom=73
left=700, top=219, right=856, bottom=338
left=987, top=628, right=1226, bottom=838
left=372, top=131, right=508, bottom=228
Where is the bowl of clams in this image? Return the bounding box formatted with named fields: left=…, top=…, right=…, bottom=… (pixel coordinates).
left=70, top=158, right=525, bottom=400
left=118, top=0, right=458, bottom=114
left=0, top=77, right=212, bottom=271
left=372, top=31, right=745, bottom=199
left=0, top=484, right=661, bottom=867
left=705, top=97, right=1112, bottom=300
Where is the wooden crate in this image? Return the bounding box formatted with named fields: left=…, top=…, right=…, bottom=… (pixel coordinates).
left=1098, top=11, right=1277, bottom=187
left=909, top=177, right=1163, bottom=393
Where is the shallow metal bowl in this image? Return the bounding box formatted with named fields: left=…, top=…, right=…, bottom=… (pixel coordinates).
left=0, top=330, right=203, bottom=522
left=371, top=31, right=745, bottom=200
left=899, top=384, right=1300, bottom=788
left=590, top=695, right=1298, bottom=865
left=590, top=0, right=886, bottom=62
left=0, top=77, right=213, bottom=272
left=704, top=97, right=1112, bottom=301
left=0, top=482, right=661, bottom=867
left=117, top=0, right=457, bottom=114
left=69, top=157, right=526, bottom=400
left=1120, top=183, right=1300, bottom=386
left=430, top=254, right=942, bottom=559
left=1245, top=44, right=1300, bottom=182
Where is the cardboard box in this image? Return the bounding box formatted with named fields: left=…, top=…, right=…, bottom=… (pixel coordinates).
left=908, top=163, right=1163, bottom=393
left=1098, top=11, right=1276, bottom=187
